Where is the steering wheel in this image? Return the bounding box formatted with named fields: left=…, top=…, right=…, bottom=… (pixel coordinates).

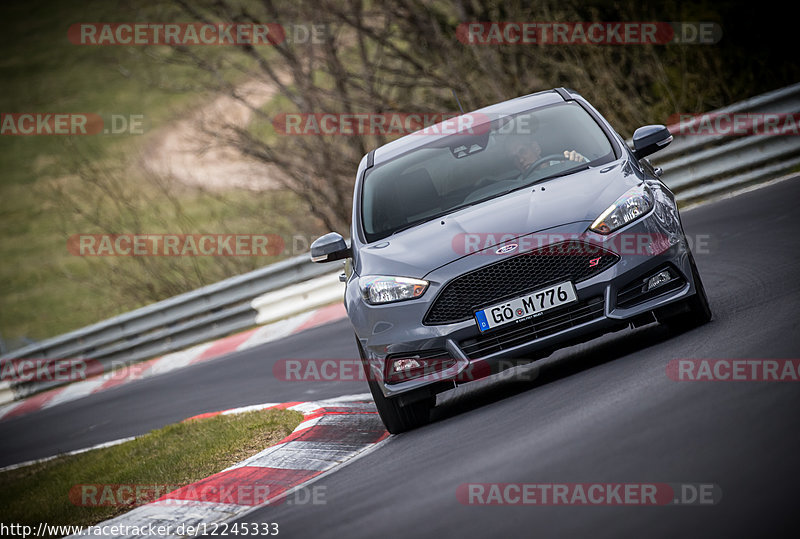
left=463, top=178, right=522, bottom=205
left=527, top=153, right=573, bottom=172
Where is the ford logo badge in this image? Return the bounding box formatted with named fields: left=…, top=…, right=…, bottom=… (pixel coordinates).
left=495, top=244, right=518, bottom=255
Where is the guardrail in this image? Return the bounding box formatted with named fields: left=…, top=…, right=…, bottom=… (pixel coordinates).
left=652, top=82, right=800, bottom=202
left=0, top=255, right=342, bottom=401
left=2, top=83, right=799, bottom=404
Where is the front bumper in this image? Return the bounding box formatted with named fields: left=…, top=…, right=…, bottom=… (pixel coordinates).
left=347, top=200, right=697, bottom=399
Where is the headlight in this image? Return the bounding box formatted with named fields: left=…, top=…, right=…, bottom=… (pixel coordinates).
left=590, top=184, right=654, bottom=234
left=360, top=276, right=429, bottom=304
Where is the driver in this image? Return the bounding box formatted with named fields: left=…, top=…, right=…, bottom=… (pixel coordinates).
left=507, top=137, right=588, bottom=174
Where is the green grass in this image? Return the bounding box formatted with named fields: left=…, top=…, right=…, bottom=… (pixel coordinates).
left=0, top=0, right=202, bottom=186
left=2, top=176, right=315, bottom=342
left=0, top=408, right=304, bottom=529
left=0, top=0, right=320, bottom=346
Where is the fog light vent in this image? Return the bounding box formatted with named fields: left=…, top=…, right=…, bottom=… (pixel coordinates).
left=392, top=358, right=421, bottom=373
left=385, top=350, right=454, bottom=383
left=645, top=269, right=674, bottom=292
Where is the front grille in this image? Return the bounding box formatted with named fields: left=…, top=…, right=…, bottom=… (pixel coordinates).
left=424, top=241, right=618, bottom=324
left=459, top=296, right=605, bottom=358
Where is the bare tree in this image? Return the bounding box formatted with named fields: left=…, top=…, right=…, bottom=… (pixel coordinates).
left=146, top=0, right=738, bottom=235
left=53, top=0, right=776, bottom=311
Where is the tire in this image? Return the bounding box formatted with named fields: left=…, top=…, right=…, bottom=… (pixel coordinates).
left=663, top=251, right=712, bottom=331
left=356, top=336, right=433, bottom=434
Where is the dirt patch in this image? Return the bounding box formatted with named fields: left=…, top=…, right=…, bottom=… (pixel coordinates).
left=142, top=78, right=288, bottom=191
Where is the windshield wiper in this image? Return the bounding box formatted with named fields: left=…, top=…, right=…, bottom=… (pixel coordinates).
left=390, top=221, right=427, bottom=237
left=389, top=208, right=462, bottom=237
left=467, top=185, right=521, bottom=206
left=524, top=163, right=591, bottom=186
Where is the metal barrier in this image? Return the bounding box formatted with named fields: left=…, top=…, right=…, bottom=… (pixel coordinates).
left=0, top=254, right=340, bottom=399
left=652, top=82, right=800, bottom=201
left=2, top=83, right=799, bottom=403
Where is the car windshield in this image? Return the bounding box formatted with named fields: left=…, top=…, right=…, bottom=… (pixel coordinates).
left=361, top=101, right=616, bottom=242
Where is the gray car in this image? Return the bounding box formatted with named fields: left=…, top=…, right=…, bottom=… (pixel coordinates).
left=311, top=88, right=711, bottom=433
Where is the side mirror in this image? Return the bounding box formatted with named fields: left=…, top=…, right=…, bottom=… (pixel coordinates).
left=632, top=125, right=673, bottom=159
left=310, top=232, right=350, bottom=263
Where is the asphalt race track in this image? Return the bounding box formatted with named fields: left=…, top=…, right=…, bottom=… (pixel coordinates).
left=0, top=320, right=368, bottom=467
left=2, top=178, right=800, bottom=538
left=226, top=178, right=800, bottom=538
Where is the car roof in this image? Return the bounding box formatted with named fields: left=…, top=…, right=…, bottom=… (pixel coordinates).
left=372, top=88, right=575, bottom=166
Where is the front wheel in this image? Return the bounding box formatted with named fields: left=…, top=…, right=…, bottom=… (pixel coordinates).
left=662, top=251, right=712, bottom=331
left=356, top=336, right=433, bottom=434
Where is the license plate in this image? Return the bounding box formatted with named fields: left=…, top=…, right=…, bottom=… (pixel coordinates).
left=474, top=281, right=578, bottom=332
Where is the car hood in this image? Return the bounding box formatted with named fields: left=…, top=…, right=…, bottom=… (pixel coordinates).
left=356, top=160, right=643, bottom=279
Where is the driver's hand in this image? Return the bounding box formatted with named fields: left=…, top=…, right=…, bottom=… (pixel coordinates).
left=563, top=150, right=588, bottom=162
